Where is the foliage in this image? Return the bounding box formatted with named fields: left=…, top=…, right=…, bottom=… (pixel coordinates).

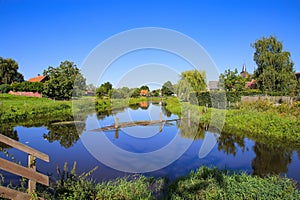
left=175, top=70, right=206, bottom=101
left=151, top=89, right=160, bottom=97
left=169, top=166, right=300, bottom=199
left=11, top=81, right=44, bottom=93
left=161, top=81, right=174, bottom=96
left=164, top=97, right=300, bottom=148
left=43, top=61, right=86, bottom=99
left=140, top=85, right=150, bottom=91
left=96, top=82, right=112, bottom=98
left=0, top=84, right=12, bottom=93
left=131, top=88, right=141, bottom=98
left=252, top=36, right=297, bottom=95
left=35, top=162, right=164, bottom=200
left=110, top=87, right=131, bottom=99
left=0, top=57, right=24, bottom=84
left=219, top=68, right=247, bottom=91
left=0, top=94, right=92, bottom=125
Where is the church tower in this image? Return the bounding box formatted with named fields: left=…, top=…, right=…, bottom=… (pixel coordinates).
left=240, top=63, right=249, bottom=78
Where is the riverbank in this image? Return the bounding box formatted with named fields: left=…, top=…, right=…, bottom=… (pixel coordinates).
left=1, top=94, right=299, bottom=148
left=23, top=166, right=299, bottom=199
left=165, top=97, right=300, bottom=148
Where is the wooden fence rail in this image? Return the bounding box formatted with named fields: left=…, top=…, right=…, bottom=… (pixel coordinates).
left=0, top=134, right=49, bottom=200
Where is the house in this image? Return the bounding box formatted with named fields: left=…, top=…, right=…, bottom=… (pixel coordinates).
left=208, top=81, right=219, bottom=91
left=28, top=75, right=48, bottom=83
left=296, top=72, right=300, bottom=80
left=140, top=89, right=149, bottom=96
left=245, top=79, right=257, bottom=89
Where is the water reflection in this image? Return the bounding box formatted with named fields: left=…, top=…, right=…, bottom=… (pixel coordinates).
left=252, top=143, right=292, bottom=176
left=43, top=122, right=86, bottom=148
left=217, top=133, right=246, bottom=156
left=0, top=126, right=18, bottom=148
left=1, top=102, right=299, bottom=186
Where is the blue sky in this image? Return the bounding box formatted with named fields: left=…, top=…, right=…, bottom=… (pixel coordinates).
left=1, top=0, right=299, bottom=87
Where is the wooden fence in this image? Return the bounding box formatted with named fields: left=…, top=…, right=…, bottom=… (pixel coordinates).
left=0, top=134, right=49, bottom=200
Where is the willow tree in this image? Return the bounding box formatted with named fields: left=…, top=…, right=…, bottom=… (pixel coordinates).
left=252, top=36, right=296, bottom=95
left=176, top=70, right=206, bottom=101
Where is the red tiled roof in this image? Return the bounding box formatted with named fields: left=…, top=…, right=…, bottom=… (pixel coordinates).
left=28, top=75, right=47, bottom=82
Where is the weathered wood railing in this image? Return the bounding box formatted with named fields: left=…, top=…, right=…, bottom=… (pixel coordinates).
left=0, top=134, right=49, bottom=200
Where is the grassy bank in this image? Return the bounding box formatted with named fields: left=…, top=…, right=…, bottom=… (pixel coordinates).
left=0, top=94, right=73, bottom=123
left=165, top=97, right=300, bottom=148
left=6, top=166, right=298, bottom=199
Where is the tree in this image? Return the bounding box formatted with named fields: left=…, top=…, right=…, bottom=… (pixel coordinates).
left=252, top=36, right=296, bottom=95
left=43, top=61, right=86, bottom=99
left=140, top=85, right=150, bottom=91
left=131, top=88, right=141, bottom=98
left=219, top=68, right=246, bottom=91
left=297, top=79, right=300, bottom=96
left=86, top=83, right=97, bottom=91
left=151, top=89, right=160, bottom=97
left=0, top=57, right=24, bottom=84
left=96, top=82, right=112, bottom=98
left=162, top=81, right=174, bottom=96
left=181, top=70, right=206, bottom=92
left=175, top=70, right=206, bottom=101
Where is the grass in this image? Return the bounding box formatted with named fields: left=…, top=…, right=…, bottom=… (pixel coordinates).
left=0, top=94, right=96, bottom=125
left=168, top=166, right=300, bottom=200
left=165, top=97, right=300, bottom=148
left=0, top=94, right=73, bottom=123
left=8, top=166, right=298, bottom=199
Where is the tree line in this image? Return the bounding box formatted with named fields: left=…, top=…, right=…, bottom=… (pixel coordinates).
left=0, top=59, right=86, bottom=99
left=1, top=35, right=299, bottom=100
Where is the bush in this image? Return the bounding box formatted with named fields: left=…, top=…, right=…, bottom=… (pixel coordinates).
left=169, top=166, right=300, bottom=199
left=11, top=81, right=44, bottom=92
left=0, top=84, right=12, bottom=93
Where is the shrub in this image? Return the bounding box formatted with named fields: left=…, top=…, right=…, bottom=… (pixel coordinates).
left=11, top=81, right=44, bottom=92
left=0, top=84, right=12, bottom=93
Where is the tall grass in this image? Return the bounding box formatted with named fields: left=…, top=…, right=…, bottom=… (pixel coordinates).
left=31, top=166, right=300, bottom=199
left=164, top=97, right=300, bottom=148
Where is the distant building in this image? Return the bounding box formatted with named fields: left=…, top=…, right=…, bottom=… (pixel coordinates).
left=208, top=81, right=219, bottom=91
left=140, top=89, right=149, bottom=96
left=28, top=75, right=48, bottom=83
left=240, top=63, right=249, bottom=78
left=245, top=79, right=257, bottom=89
left=296, top=72, right=300, bottom=80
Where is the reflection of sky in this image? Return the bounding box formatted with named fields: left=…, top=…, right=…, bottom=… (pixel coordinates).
left=0, top=106, right=299, bottom=186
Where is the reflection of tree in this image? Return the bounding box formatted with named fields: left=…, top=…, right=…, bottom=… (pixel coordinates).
left=217, top=133, right=245, bottom=156
left=252, top=143, right=292, bottom=176
left=0, top=126, right=19, bottom=148
left=43, top=122, right=85, bottom=148
left=161, top=106, right=172, bottom=117
left=177, top=119, right=205, bottom=140
left=96, top=110, right=112, bottom=120
left=128, top=104, right=139, bottom=110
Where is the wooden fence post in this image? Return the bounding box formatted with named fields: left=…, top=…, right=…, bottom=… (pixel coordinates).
left=28, top=154, right=36, bottom=193
left=115, top=117, right=119, bottom=129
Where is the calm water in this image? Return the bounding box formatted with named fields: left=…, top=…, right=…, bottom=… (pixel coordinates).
left=1, top=103, right=300, bottom=188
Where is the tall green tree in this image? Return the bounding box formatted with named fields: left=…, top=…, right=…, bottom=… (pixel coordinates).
left=252, top=36, right=296, bottom=95
left=219, top=68, right=246, bottom=91
left=175, top=70, right=206, bottom=101
left=96, top=82, right=112, bottom=98
left=0, top=57, right=24, bottom=84
left=162, top=81, right=174, bottom=96
left=140, top=85, right=150, bottom=91
left=43, top=61, right=86, bottom=99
